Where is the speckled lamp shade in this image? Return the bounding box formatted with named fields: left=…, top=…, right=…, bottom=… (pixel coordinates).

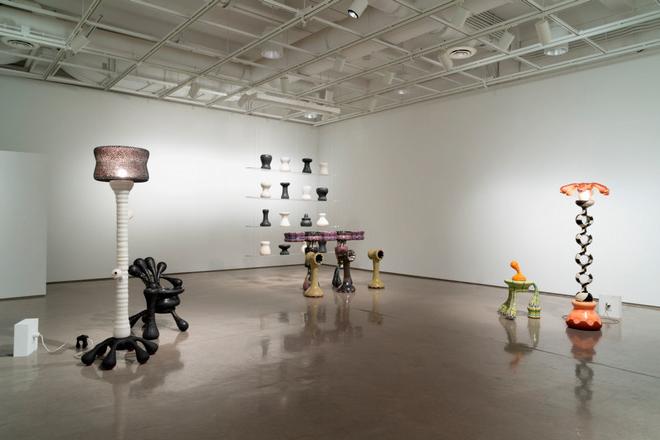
left=93, top=146, right=150, bottom=182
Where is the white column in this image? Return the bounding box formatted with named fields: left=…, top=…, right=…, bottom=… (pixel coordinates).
left=110, top=180, right=134, bottom=338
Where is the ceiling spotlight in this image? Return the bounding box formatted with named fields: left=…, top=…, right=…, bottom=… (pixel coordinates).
left=439, top=51, right=454, bottom=70
left=535, top=20, right=553, bottom=45
left=347, top=0, right=368, bottom=18
left=304, top=112, right=320, bottom=120
left=261, top=44, right=282, bottom=60
left=280, top=76, right=289, bottom=94
left=535, top=20, right=570, bottom=56
left=448, top=46, right=477, bottom=59
left=396, top=88, right=408, bottom=96
left=384, top=71, right=395, bottom=85
left=188, top=81, right=201, bottom=99
left=451, top=5, right=470, bottom=29
left=496, top=30, right=515, bottom=51
left=261, top=26, right=283, bottom=60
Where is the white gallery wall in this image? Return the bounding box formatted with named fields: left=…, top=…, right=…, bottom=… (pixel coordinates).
left=0, top=76, right=319, bottom=282
left=320, top=52, right=660, bottom=307
left=0, top=151, right=47, bottom=298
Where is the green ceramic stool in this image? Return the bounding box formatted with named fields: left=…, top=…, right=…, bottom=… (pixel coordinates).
left=499, top=280, right=541, bottom=320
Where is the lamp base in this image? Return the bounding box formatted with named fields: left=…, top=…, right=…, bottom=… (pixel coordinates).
left=566, top=300, right=602, bottom=331
left=81, top=335, right=158, bottom=370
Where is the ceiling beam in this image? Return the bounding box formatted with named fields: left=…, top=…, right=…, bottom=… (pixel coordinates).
left=104, top=0, right=224, bottom=90
left=41, top=0, right=103, bottom=79
left=158, top=0, right=344, bottom=98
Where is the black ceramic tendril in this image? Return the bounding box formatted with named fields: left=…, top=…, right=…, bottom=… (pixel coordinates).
left=574, top=203, right=594, bottom=301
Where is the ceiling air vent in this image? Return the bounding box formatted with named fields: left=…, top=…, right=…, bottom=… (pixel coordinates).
left=1, top=37, right=36, bottom=50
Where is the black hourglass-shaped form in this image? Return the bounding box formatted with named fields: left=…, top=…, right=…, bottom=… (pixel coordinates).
left=260, top=209, right=271, bottom=227
left=280, top=182, right=290, bottom=199
left=260, top=154, right=272, bottom=169
left=316, top=187, right=328, bottom=201
left=279, top=244, right=291, bottom=255
left=302, top=158, right=313, bottom=173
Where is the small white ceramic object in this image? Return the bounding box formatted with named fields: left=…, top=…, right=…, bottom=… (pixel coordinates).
left=280, top=157, right=291, bottom=172
left=319, top=162, right=329, bottom=175
left=259, top=241, right=272, bottom=256
left=316, top=213, right=329, bottom=226
left=302, top=185, right=312, bottom=200
left=260, top=181, right=271, bottom=198
left=279, top=212, right=291, bottom=227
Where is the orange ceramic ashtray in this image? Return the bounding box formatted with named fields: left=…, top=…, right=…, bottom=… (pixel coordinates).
left=566, top=300, right=602, bottom=331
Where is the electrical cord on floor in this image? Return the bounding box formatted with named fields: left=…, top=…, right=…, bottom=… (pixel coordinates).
left=36, top=333, right=67, bottom=353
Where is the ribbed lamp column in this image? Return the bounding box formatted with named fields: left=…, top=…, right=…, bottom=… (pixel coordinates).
left=81, top=146, right=158, bottom=369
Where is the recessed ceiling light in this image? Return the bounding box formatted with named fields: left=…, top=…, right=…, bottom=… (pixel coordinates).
left=396, top=88, right=408, bottom=96
left=304, top=112, right=320, bottom=120
left=448, top=46, right=477, bottom=60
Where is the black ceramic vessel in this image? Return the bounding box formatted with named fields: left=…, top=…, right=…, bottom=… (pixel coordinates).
left=302, top=158, right=312, bottom=173
left=260, top=209, right=271, bottom=227
left=301, top=214, right=312, bottom=227
left=316, top=187, right=328, bottom=201
left=260, top=154, right=272, bottom=169
left=279, top=244, right=291, bottom=255
left=280, top=182, right=290, bottom=199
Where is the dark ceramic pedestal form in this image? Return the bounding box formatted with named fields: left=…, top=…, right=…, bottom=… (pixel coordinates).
left=280, top=182, right=290, bottom=199
left=279, top=244, right=291, bottom=255
left=260, top=154, right=272, bottom=169
left=302, top=158, right=313, bottom=174
left=301, top=214, right=312, bottom=227
left=260, top=209, right=271, bottom=227
left=316, top=187, right=328, bottom=201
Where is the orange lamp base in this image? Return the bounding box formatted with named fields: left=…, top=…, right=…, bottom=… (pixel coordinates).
left=566, top=299, right=602, bottom=331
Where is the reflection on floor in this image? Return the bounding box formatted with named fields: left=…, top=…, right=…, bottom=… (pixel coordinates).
left=1, top=266, right=659, bottom=440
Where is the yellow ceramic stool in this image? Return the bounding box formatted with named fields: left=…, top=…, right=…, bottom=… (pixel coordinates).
left=498, top=261, right=541, bottom=319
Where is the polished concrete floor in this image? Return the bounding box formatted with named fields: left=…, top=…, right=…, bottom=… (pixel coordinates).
left=1, top=266, right=659, bottom=440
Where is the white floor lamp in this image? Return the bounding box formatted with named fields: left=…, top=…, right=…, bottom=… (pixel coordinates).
left=82, top=146, right=158, bottom=369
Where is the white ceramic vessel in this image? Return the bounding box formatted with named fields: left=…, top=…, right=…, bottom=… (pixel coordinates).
left=319, top=162, right=329, bottom=175
left=259, top=241, right=272, bottom=256
left=279, top=212, right=291, bottom=227
left=316, top=213, right=329, bottom=226
left=280, top=157, right=291, bottom=172
left=260, top=181, right=271, bottom=198
left=302, top=185, right=312, bottom=200
left=301, top=243, right=307, bottom=254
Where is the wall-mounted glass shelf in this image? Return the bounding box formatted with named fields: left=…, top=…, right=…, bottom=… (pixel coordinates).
left=245, top=196, right=337, bottom=202
left=244, top=253, right=300, bottom=258
left=246, top=166, right=332, bottom=177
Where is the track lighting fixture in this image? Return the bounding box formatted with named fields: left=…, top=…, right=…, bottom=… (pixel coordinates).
left=347, top=0, right=368, bottom=18
left=496, top=30, right=515, bottom=51
left=384, top=71, right=395, bottom=85
left=535, top=19, right=570, bottom=56
left=280, top=76, right=289, bottom=94
left=188, top=81, right=200, bottom=99
left=261, top=26, right=283, bottom=59
left=535, top=20, right=553, bottom=45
